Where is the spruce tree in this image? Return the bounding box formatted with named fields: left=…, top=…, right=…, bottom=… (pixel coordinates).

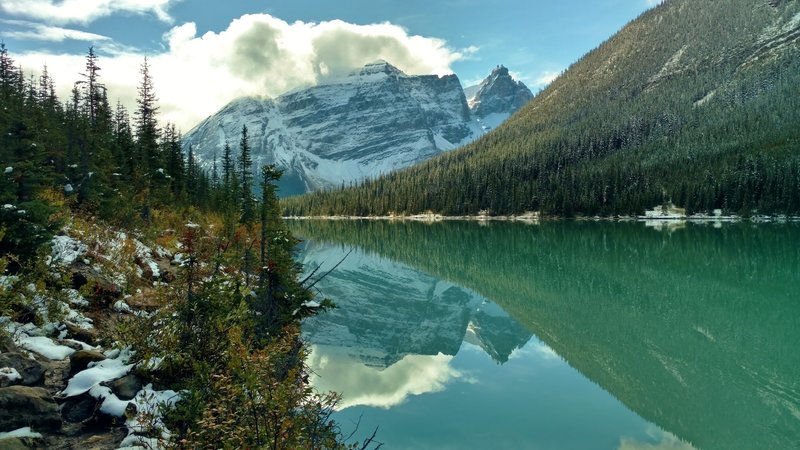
left=238, top=125, right=254, bottom=223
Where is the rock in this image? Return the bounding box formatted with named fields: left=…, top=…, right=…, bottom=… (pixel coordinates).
left=0, top=437, right=29, bottom=450
left=106, top=374, right=143, bottom=401
left=135, top=257, right=155, bottom=281
left=64, top=322, right=98, bottom=346
left=0, top=353, right=45, bottom=387
left=69, top=261, right=121, bottom=307
left=156, top=259, right=175, bottom=283
left=59, top=392, right=98, bottom=423
left=0, top=335, right=15, bottom=353
left=0, top=386, right=61, bottom=431
left=68, top=350, right=106, bottom=376
left=10, top=303, right=36, bottom=324
left=125, top=289, right=163, bottom=312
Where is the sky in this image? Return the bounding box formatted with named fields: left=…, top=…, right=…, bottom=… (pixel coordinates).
left=0, top=0, right=661, bottom=131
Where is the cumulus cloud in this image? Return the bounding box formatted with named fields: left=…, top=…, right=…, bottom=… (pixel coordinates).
left=308, top=345, right=462, bottom=410
left=531, top=70, right=561, bottom=88
left=13, top=14, right=470, bottom=131
left=1, top=19, right=110, bottom=42
left=0, top=0, right=177, bottom=25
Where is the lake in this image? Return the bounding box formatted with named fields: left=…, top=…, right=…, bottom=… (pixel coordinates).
left=290, top=220, right=800, bottom=450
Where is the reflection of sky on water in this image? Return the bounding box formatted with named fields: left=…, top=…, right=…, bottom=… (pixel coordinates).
left=309, top=335, right=693, bottom=450
left=619, top=426, right=697, bottom=450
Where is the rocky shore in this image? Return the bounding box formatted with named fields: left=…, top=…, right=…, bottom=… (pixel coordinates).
left=0, top=223, right=183, bottom=449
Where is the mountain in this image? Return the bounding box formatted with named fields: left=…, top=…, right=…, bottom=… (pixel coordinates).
left=284, top=0, right=800, bottom=217
left=183, top=62, right=531, bottom=197
left=467, top=65, right=533, bottom=131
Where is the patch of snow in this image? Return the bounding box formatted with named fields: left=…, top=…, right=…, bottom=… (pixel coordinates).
left=17, top=335, right=75, bottom=360
left=62, top=339, right=98, bottom=351
left=0, top=427, right=43, bottom=440
left=475, top=112, right=510, bottom=132
left=0, top=367, right=22, bottom=382
left=90, top=384, right=130, bottom=417
left=61, top=351, right=134, bottom=397
left=50, top=235, right=88, bottom=267
left=112, top=300, right=133, bottom=314
left=3, top=167, right=12, bottom=174
left=64, top=184, right=74, bottom=194
left=65, top=288, right=90, bottom=307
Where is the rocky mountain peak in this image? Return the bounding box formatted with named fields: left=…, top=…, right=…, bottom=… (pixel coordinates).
left=352, top=60, right=406, bottom=77
left=468, top=64, right=533, bottom=131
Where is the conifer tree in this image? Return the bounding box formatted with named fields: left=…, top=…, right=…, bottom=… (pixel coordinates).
left=238, top=125, right=254, bottom=223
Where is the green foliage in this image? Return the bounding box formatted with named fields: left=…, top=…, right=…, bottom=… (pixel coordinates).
left=0, top=201, right=59, bottom=267
left=283, top=0, right=800, bottom=217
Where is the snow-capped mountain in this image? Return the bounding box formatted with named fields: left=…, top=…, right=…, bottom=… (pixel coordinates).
left=183, top=61, right=532, bottom=196
left=467, top=65, right=534, bottom=132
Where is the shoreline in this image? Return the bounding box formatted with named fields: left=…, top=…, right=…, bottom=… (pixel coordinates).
left=283, top=214, right=800, bottom=223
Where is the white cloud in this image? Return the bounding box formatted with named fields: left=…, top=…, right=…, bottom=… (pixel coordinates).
left=13, top=14, right=470, bottom=131
left=531, top=70, right=561, bottom=87
left=308, top=345, right=462, bottom=410
left=1, top=20, right=110, bottom=42
left=0, top=0, right=177, bottom=25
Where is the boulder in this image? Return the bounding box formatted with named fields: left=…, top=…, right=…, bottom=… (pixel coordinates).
left=68, top=350, right=106, bottom=376
left=64, top=322, right=98, bottom=346
left=69, top=261, right=121, bottom=307
left=0, top=353, right=45, bottom=387
left=0, top=386, right=61, bottom=431
left=0, top=335, right=15, bottom=353
left=156, top=259, right=176, bottom=283
left=106, top=374, right=143, bottom=401
left=0, top=437, right=29, bottom=450
left=59, top=392, right=98, bottom=423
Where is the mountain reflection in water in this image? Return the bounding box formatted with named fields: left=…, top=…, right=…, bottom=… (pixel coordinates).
left=294, top=220, right=800, bottom=450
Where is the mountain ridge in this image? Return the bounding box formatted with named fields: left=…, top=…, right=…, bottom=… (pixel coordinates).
left=183, top=62, right=532, bottom=196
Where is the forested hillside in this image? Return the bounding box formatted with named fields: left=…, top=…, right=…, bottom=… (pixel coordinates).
left=0, top=46, right=361, bottom=448
left=283, top=0, right=800, bottom=217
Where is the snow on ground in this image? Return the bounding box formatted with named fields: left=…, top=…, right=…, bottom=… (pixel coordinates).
left=61, top=349, right=134, bottom=397
left=0, top=427, right=44, bottom=440
left=16, top=335, right=75, bottom=360
left=0, top=367, right=22, bottom=382
left=49, top=235, right=88, bottom=267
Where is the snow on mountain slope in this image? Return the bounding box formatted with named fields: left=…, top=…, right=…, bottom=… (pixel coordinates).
left=184, top=61, right=532, bottom=196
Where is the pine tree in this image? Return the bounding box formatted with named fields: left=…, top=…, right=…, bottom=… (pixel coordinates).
left=134, top=57, right=161, bottom=218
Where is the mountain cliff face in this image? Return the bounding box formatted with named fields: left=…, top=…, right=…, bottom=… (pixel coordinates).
left=183, top=62, right=531, bottom=196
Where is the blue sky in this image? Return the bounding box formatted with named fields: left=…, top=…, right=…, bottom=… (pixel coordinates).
left=0, top=0, right=659, bottom=129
